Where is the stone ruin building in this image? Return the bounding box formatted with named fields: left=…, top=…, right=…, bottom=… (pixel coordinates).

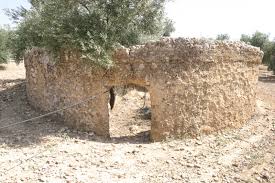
left=24, top=38, right=263, bottom=141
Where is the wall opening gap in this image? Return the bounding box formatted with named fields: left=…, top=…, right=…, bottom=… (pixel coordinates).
left=109, top=85, right=151, bottom=142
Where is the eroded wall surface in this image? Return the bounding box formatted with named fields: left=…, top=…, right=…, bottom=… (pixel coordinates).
left=24, top=38, right=263, bottom=141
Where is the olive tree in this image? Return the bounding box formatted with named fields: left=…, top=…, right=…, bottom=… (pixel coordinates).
left=7, top=0, right=174, bottom=67
left=241, top=31, right=275, bottom=72
left=0, top=27, right=12, bottom=63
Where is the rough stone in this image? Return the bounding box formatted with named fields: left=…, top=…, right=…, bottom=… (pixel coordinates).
left=24, top=37, right=263, bottom=141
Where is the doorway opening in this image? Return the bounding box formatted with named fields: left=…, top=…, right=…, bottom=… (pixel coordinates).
left=109, top=84, right=151, bottom=142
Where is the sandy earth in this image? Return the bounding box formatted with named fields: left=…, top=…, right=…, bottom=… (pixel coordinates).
left=0, top=62, right=274, bottom=183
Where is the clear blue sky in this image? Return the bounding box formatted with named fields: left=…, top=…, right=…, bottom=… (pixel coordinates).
left=1, top=0, right=274, bottom=40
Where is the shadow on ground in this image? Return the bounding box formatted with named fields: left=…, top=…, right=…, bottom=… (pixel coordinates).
left=0, top=65, right=6, bottom=71
left=258, top=75, right=275, bottom=83
left=0, top=80, right=152, bottom=149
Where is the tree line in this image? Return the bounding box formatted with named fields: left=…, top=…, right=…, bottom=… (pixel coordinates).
left=0, top=26, right=12, bottom=63
left=216, top=32, right=275, bottom=73
left=0, top=0, right=274, bottom=74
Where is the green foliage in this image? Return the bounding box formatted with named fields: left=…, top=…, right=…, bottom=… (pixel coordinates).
left=216, top=34, right=230, bottom=41
left=8, top=0, right=174, bottom=67
left=0, top=27, right=12, bottom=63
left=240, top=31, right=275, bottom=72
left=270, top=56, right=275, bottom=74
left=163, top=19, right=175, bottom=37
left=268, top=45, right=275, bottom=74
left=241, top=31, right=269, bottom=49
left=240, top=34, right=251, bottom=43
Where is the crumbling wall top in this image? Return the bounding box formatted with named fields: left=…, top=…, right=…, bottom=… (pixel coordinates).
left=114, top=38, right=263, bottom=64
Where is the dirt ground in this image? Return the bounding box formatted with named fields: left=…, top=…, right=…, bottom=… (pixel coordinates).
left=0, top=62, right=274, bottom=183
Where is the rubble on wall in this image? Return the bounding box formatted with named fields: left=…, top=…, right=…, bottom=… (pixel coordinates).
left=24, top=38, right=263, bottom=141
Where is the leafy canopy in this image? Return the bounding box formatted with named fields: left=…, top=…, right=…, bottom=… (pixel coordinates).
left=216, top=34, right=230, bottom=41
left=240, top=31, right=275, bottom=73
left=8, top=0, right=174, bottom=67
left=241, top=31, right=269, bottom=49
left=0, top=27, right=12, bottom=63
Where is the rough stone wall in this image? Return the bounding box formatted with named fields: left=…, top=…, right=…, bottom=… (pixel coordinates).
left=24, top=38, right=263, bottom=141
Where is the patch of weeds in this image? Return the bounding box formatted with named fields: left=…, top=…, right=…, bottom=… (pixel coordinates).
left=246, top=152, right=265, bottom=169
left=231, top=134, right=244, bottom=141
left=214, top=135, right=229, bottom=146
left=56, top=132, right=71, bottom=140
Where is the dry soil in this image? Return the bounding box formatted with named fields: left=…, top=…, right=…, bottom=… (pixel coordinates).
left=0, top=62, right=274, bottom=183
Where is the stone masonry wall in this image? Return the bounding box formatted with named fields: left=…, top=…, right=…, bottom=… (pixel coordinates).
left=24, top=38, right=263, bottom=141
